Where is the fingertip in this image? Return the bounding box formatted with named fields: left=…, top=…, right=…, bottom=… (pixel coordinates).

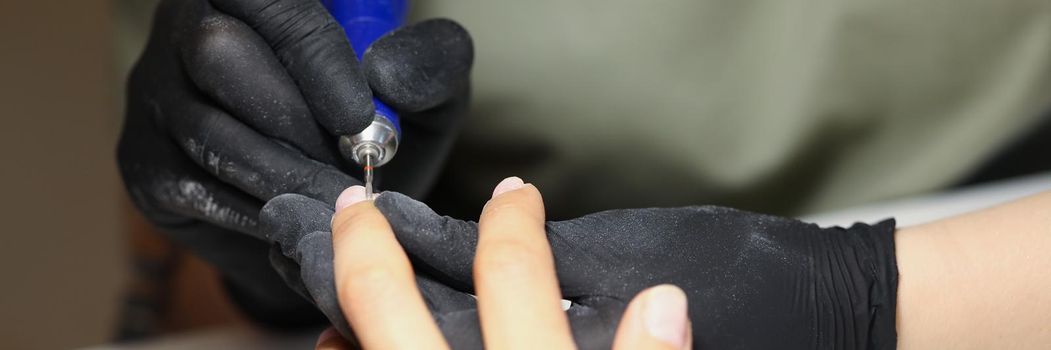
left=336, top=186, right=368, bottom=211
left=373, top=191, right=427, bottom=218
left=614, top=284, right=691, bottom=350
left=315, top=327, right=352, bottom=350
left=483, top=177, right=545, bottom=224
left=320, top=99, right=375, bottom=136
left=491, top=176, right=525, bottom=198
left=373, top=192, right=478, bottom=289
left=316, top=327, right=338, bottom=346
left=260, top=193, right=333, bottom=250
left=332, top=186, right=384, bottom=236
left=490, top=176, right=544, bottom=200
left=364, top=18, right=473, bottom=112
left=642, top=285, right=690, bottom=349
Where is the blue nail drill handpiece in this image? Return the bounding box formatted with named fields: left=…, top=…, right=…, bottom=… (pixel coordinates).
left=323, top=0, right=408, bottom=196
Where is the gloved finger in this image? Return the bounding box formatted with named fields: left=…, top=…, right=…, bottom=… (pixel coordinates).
left=293, top=244, right=484, bottom=343
left=263, top=191, right=481, bottom=339
left=210, top=0, right=374, bottom=136
left=415, top=274, right=477, bottom=315
left=330, top=188, right=448, bottom=349
left=315, top=327, right=354, bottom=350
left=432, top=309, right=484, bottom=350
left=260, top=193, right=485, bottom=342
left=259, top=194, right=326, bottom=300
left=118, top=112, right=263, bottom=235
left=260, top=194, right=334, bottom=255
left=162, top=88, right=357, bottom=205
left=427, top=297, right=626, bottom=350
left=374, top=191, right=601, bottom=294
left=415, top=275, right=484, bottom=350
left=176, top=224, right=322, bottom=328
left=299, top=242, right=486, bottom=345
left=181, top=7, right=339, bottom=164
left=474, top=178, right=574, bottom=349
left=364, top=18, right=473, bottom=113
left=566, top=296, right=628, bottom=350
left=372, top=191, right=478, bottom=290
left=260, top=194, right=354, bottom=337
left=293, top=231, right=355, bottom=340
left=269, top=247, right=312, bottom=304
left=263, top=196, right=350, bottom=335
left=611, top=285, right=692, bottom=350
left=123, top=159, right=264, bottom=236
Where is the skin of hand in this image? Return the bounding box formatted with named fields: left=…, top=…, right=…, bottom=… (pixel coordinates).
left=117, top=0, right=472, bottom=327
left=895, top=190, right=1051, bottom=349
left=316, top=178, right=692, bottom=350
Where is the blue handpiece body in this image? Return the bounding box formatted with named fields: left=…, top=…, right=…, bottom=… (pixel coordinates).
left=323, top=0, right=408, bottom=134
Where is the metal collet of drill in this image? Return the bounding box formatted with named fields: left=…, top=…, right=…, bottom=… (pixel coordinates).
left=339, top=116, right=398, bottom=199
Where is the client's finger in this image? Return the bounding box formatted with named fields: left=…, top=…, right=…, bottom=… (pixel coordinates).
left=331, top=186, right=448, bottom=350
left=315, top=327, right=353, bottom=350
left=612, top=285, right=692, bottom=350
left=475, top=177, right=575, bottom=349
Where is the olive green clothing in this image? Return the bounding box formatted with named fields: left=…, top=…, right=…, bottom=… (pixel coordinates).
left=419, top=0, right=1051, bottom=218
left=118, top=1, right=1051, bottom=218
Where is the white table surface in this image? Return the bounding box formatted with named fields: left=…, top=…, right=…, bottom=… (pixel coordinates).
left=803, top=172, right=1051, bottom=227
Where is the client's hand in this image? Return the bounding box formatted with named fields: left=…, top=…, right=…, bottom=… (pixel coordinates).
left=317, top=178, right=692, bottom=350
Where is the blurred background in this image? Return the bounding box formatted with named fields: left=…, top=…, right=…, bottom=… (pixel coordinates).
left=1, top=1, right=1049, bottom=349
left=1, top=1, right=125, bottom=349
left=0, top=1, right=244, bottom=349
left=2, top=2, right=254, bottom=348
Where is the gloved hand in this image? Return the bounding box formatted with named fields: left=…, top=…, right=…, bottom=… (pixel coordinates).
left=261, top=189, right=899, bottom=349
left=117, top=0, right=472, bottom=327
left=260, top=193, right=479, bottom=346
left=372, top=192, right=899, bottom=349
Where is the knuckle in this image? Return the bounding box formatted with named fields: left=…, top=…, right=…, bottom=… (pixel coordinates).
left=182, top=15, right=246, bottom=77
left=418, top=18, right=474, bottom=53
left=338, top=264, right=400, bottom=300
left=484, top=200, right=523, bottom=217
left=189, top=15, right=240, bottom=54
left=426, top=18, right=469, bottom=35
left=475, top=240, right=544, bottom=278
left=331, top=204, right=384, bottom=238
left=365, top=19, right=474, bottom=111
left=484, top=199, right=543, bottom=223
left=250, top=2, right=339, bottom=53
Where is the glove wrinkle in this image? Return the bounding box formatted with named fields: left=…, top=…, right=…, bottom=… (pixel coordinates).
left=375, top=192, right=478, bottom=288
left=296, top=231, right=354, bottom=338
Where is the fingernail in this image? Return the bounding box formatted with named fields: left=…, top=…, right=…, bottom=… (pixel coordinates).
left=491, top=176, right=524, bottom=198
left=644, top=285, right=689, bottom=349
left=335, top=186, right=367, bottom=211
left=315, top=328, right=339, bottom=348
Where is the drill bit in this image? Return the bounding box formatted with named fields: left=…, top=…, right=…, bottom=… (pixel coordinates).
left=363, top=152, right=375, bottom=200
left=352, top=142, right=383, bottom=200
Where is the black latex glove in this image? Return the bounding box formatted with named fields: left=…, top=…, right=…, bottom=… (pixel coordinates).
left=261, top=191, right=898, bottom=349
left=117, top=0, right=471, bottom=328
left=374, top=192, right=899, bottom=350
left=260, top=193, right=480, bottom=347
